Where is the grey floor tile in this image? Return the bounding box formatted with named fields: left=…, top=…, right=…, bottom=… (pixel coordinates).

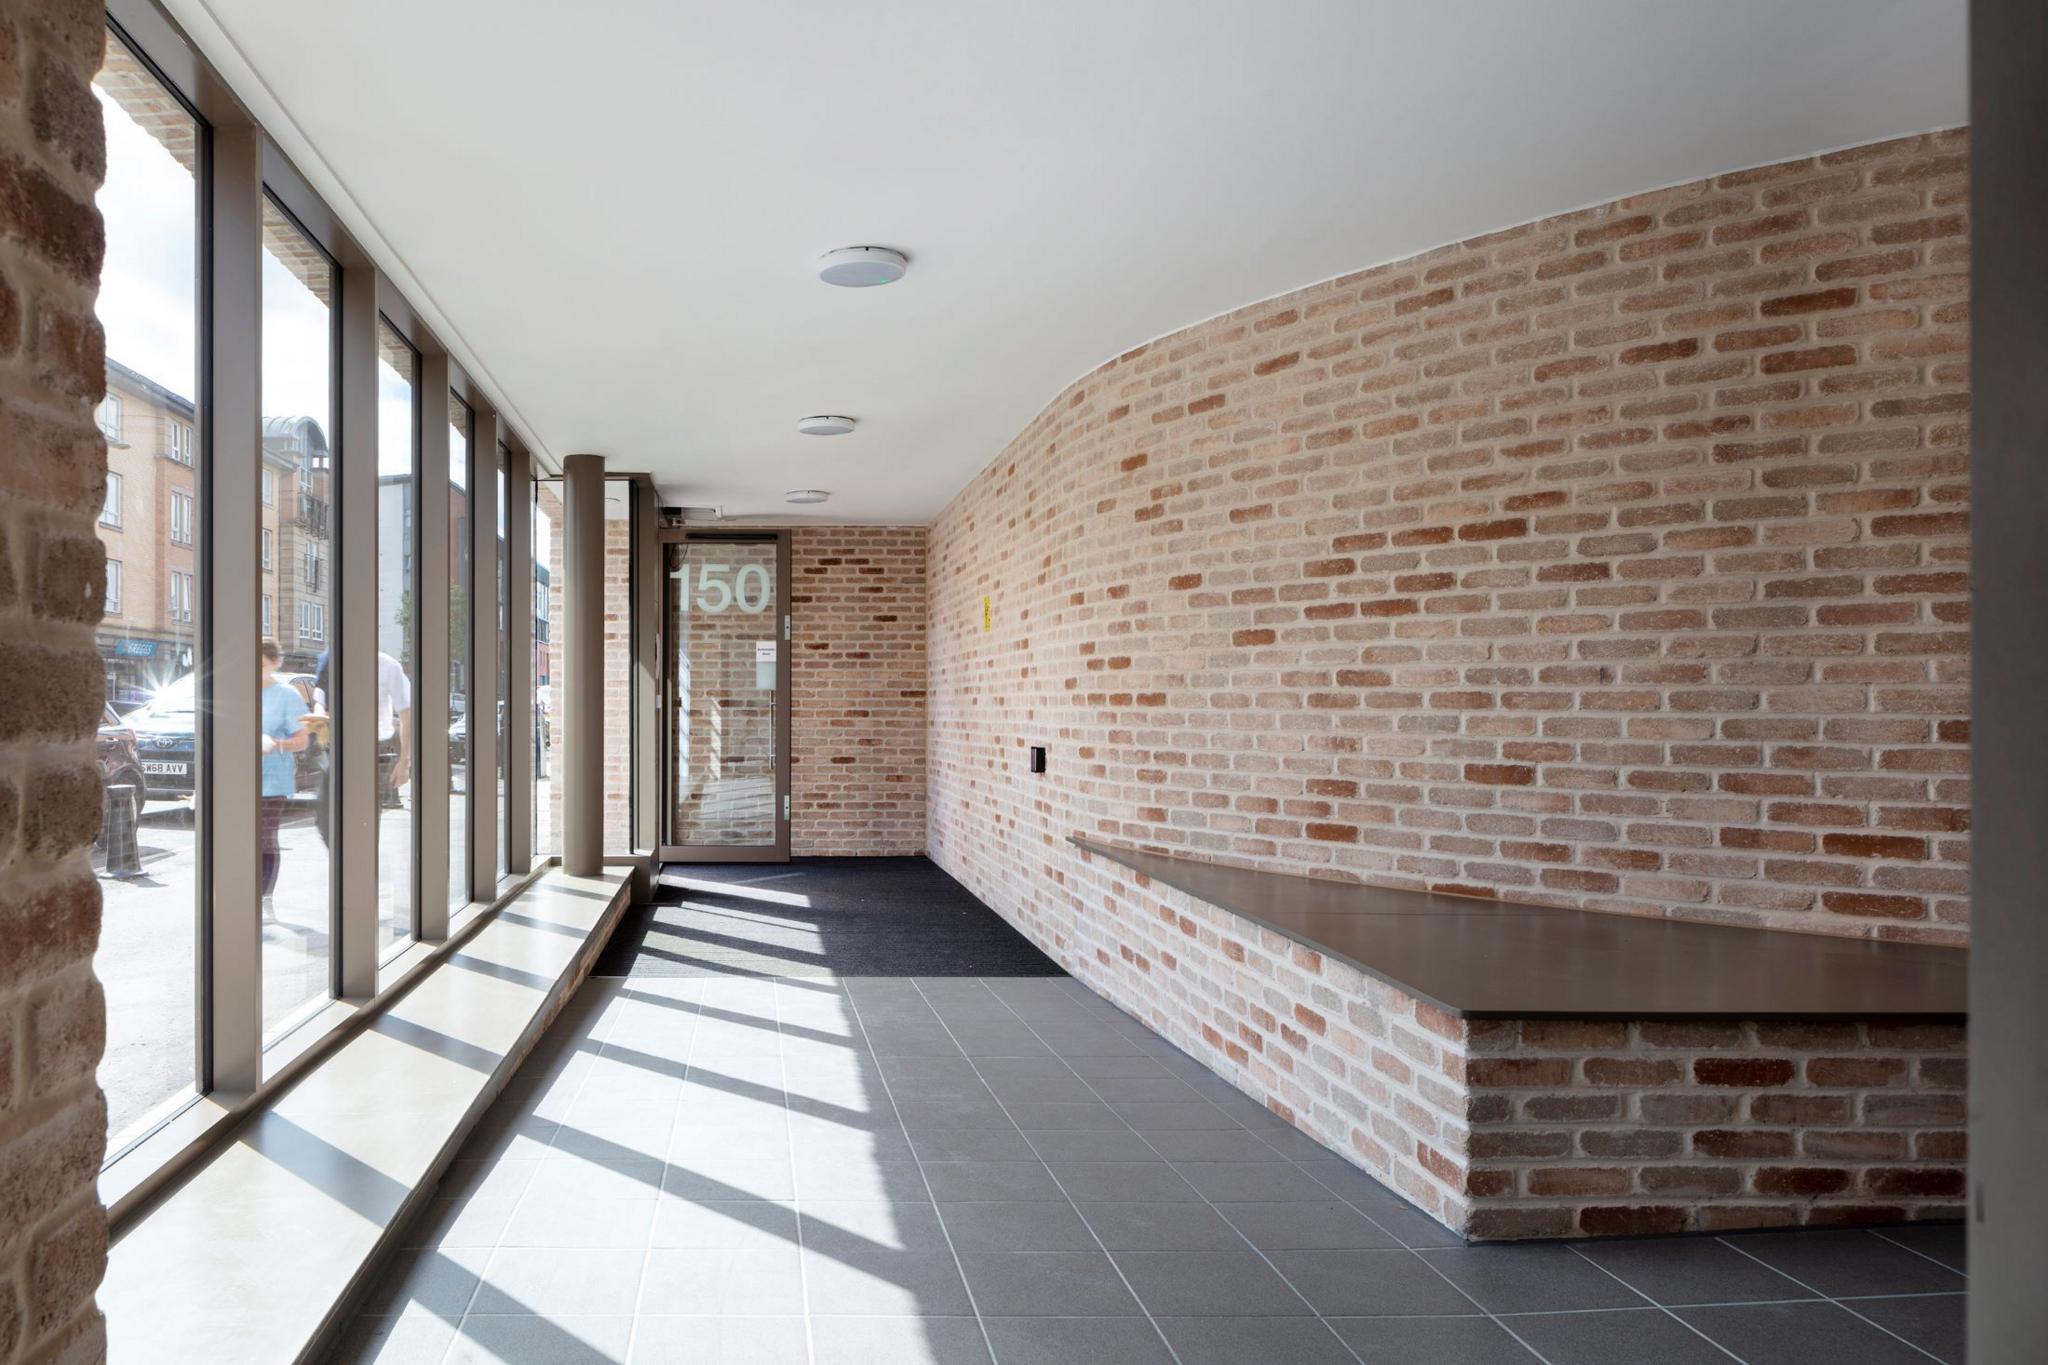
left=1113, top=1102, right=1244, bottom=1132
left=1266, top=1249, right=1476, bottom=1317
left=1329, top=1314, right=1536, bottom=1363
left=801, top=1247, right=975, bottom=1316
left=921, top=1160, right=1065, bottom=1202
left=799, top=1200, right=950, bottom=1253
left=1019, top=1128, right=1159, bottom=1162
left=1418, top=1245, right=1652, bottom=1314
left=809, top=1316, right=993, bottom=1365
left=790, top=1155, right=928, bottom=1202
left=1140, top=1129, right=1292, bottom=1163
left=502, top=1195, right=656, bottom=1248
left=362, top=1246, right=490, bottom=1318
left=526, top=1157, right=667, bottom=1204
left=895, top=1099, right=1014, bottom=1132
left=1574, top=1236, right=1815, bottom=1306
left=472, top=1247, right=647, bottom=1318
left=1006, top=1101, right=1126, bottom=1131
left=403, top=1196, right=519, bottom=1251
left=1679, top=1300, right=1943, bottom=1365
left=981, top=1074, right=1099, bottom=1103
left=1503, top=1307, right=1733, bottom=1364
left=335, top=1314, right=459, bottom=1364
left=1840, top=1293, right=1967, bottom=1365
left=448, top=1315, right=631, bottom=1363
left=651, top=1197, right=800, bottom=1250
left=939, top=1200, right=1098, bottom=1253
left=1872, top=1223, right=1968, bottom=1274
left=1214, top=1200, right=1401, bottom=1251
left=1113, top=1250, right=1312, bottom=1317
left=628, top=1315, right=810, bottom=1364
left=1724, top=1230, right=1968, bottom=1297
left=1076, top=1201, right=1248, bottom=1252
left=1065, top=1056, right=1175, bottom=1080
left=638, top=1247, right=805, bottom=1316
left=662, top=1155, right=795, bottom=1201
left=1046, top=1161, right=1201, bottom=1203
left=1082, top=1075, right=1202, bottom=1103
left=906, top=1128, right=1040, bottom=1163
left=956, top=1252, right=1144, bottom=1316
left=1156, top=1315, right=1358, bottom=1365
left=980, top=1315, right=1174, bottom=1365
left=1175, top=1162, right=1334, bottom=1203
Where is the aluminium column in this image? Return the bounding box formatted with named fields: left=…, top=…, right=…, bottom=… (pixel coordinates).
left=561, top=453, right=606, bottom=876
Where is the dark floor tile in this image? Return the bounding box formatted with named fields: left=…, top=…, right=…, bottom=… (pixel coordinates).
left=979, top=1316, right=1173, bottom=1365
left=938, top=1201, right=1098, bottom=1253
left=1045, top=1161, right=1200, bottom=1203
left=1137, top=1129, right=1286, bottom=1163
left=1840, top=1294, right=1967, bottom=1365
left=800, top=1247, right=975, bottom=1317
left=906, top=1128, right=1039, bottom=1163
left=447, top=1315, right=631, bottom=1363
left=1021, top=1129, right=1159, bottom=1163
left=1265, top=1249, right=1476, bottom=1317
left=1873, top=1223, right=1967, bottom=1274
left=1113, top=1250, right=1311, bottom=1317
left=1214, top=1200, right=1401, bottom=1251
left=1065, top=1056, right=1174, bottom=1080
left=921, top=1160, right=1064, bottom=1203
left=1574, top=1236, right=1816, bottom=1306
left=1679, top=1300, right=1943, bottom=1365
left=1006, top=1101, right=1125, bottom=1131
left=1112, top=1102, right=1244, bottom=1132
left=894, top=1100, right=1013, bottom=1132
left=1725, top=1229, right=1967, bottom=1298
left=1417, top=1245, right=1651, bottom=1314
left=1328, top=1314, right=1535, bottom=1363
left=1155, top=1315, right=1357, bottom=1365
left=956, top=1253, right=1143, bottom=1316
left=1503, top=1307, right=1732, bottom=1364
left=1174, top=1161, right=1334, bottom=1203
left=1082, top=1076, right=1202, bottom=1104
left=1074, top=1202, right=1248, bottom=1252
left=980, top=1074, right=1099, bottom=1103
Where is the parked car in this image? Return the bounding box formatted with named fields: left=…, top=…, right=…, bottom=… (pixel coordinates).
left=123, top=674, right=197, bottom=802
left=97, top=705, right=148, bottom=815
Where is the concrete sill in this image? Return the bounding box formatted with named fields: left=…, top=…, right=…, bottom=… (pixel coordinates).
left=99, top=864, right=636, bottom=1365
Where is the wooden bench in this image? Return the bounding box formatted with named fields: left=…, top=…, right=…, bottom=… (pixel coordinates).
left=1071, top=836, right=1967, bottom=1240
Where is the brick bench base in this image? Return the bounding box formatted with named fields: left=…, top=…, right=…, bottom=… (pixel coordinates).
left=1067, top=850, right=1966, bottom=1240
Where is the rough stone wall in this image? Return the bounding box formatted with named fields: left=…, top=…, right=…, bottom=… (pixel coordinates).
left=0, top=1, right=112, bottom=1358
left=930, top=132, right=1971, bottom=945
left=791, top=527, right=927, bottom=855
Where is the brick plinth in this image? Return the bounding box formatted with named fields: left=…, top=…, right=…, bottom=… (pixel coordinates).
left=0, top=3, right=112, bottom=1360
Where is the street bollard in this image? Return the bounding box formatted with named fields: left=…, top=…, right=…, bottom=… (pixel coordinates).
left=103, top=782, right=143, bottom=879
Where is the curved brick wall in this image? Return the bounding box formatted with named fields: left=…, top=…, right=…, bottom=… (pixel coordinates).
left=929, top=131, right=1970, bottom=951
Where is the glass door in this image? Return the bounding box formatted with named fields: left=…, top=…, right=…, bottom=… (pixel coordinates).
left=659, top=532, right=790, bottom=861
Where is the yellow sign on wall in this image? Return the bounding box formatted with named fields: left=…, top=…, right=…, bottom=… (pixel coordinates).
left=982, top=596, right=992, bottom=633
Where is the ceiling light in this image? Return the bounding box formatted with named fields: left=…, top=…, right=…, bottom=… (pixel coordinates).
left=797, top=415, right=857, bottom=436
left=816, top=246, right=908, bottom=287
left=785, top=489, right=831, bottom=505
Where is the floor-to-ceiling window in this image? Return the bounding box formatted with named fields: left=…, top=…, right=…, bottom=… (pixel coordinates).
left=92, top=30, right=203, bottom=1152
left=377, top=322, right=419, bottom=950
left=258, top=199, right=337, bottom=1037
left=533, top=476, right=563, bottom=857
left=447, top=394, right=473, bottom=912
left=496, top=443, right=511, bottom=879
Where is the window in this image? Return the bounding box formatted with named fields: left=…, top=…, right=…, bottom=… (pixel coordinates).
left=259, top=196, right=337, bottom=1039
left=534, top=477, right=562, bottom=858
left=448, top=394, right=472, bottom=914
left=167, top=420, right=193, bottom=466
left=92, top=30, right=202, bottom=1154
left=169, top=488, right=194, bottom=546
left=377, top=320, right=419, bottom=952
left=496, top=444, right=510, bottom=880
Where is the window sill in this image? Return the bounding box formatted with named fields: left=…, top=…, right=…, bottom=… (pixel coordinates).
left=99, top=861, right=636, bottom=1363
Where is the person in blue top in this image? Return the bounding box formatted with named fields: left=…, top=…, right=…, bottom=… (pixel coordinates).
left=259, top=637, right=314, bottom=926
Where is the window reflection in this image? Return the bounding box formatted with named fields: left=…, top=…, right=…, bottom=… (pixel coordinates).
left=377, top=322, right=419, bottom=950
left=448, top=394, right=472, bottom=912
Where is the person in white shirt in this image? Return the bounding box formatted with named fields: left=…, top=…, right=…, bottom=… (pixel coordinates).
left=310, top=649, right=415, bottom=835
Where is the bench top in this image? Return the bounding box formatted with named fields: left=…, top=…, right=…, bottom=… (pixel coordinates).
left=1070, top=837, right=1967, bottom=1021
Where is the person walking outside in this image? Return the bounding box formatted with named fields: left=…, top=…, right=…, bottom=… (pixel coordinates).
left=260, top=638, right=315, bottom=926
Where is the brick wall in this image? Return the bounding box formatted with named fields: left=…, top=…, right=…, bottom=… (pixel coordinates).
left=0, top=1, right=111, bottom=1359
left=792, top=527, right=927, bottom=855
left=930, top=132, right=1971, bottom=946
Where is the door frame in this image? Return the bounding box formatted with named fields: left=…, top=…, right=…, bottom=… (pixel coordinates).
left=654, top=528, right=793, bottom=863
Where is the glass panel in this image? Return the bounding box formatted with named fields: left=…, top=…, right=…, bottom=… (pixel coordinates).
left=603, top=480, right=634, bottom=852
left=666, top=539, right=780, bottom=848
left=533, top=478, right=563, bottom=857
left=92, top=31, right=202, bottom=1151
left=377, top=322, right=419, bottom=950
left=496, top=444, right=510, bottom=879
left=447, top=394, right=472, bottom=912
left=258, top=198, right=335, bottom=1038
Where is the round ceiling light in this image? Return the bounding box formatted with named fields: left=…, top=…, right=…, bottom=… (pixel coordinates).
left=797, top=415, right=857, bottom=436
left=785, top=489, right=831, bottom=505
left=816, top=246, right=908, bottom=287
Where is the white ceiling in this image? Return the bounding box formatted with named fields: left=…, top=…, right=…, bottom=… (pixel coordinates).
left=173, top=0, right=1965, bottom=525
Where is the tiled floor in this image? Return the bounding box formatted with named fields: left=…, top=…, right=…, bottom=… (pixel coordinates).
left=338, top=860, right=1967, bottom=1364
